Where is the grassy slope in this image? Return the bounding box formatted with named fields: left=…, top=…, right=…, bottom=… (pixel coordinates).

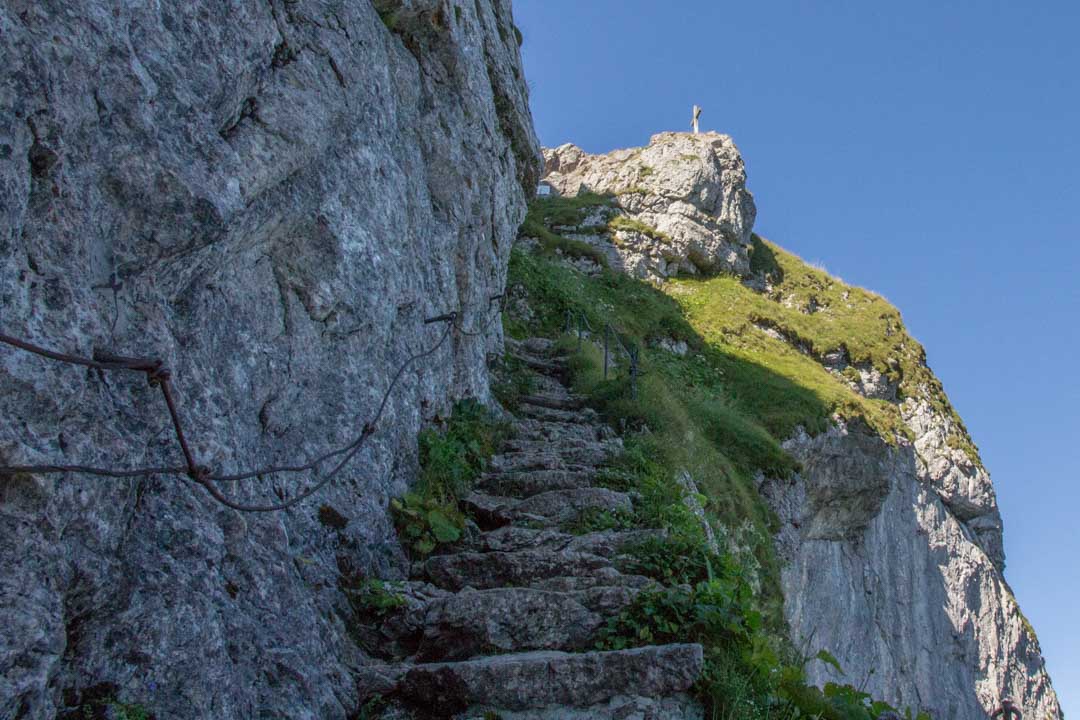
left=501, top=194, right=969, bottom=718
left=505, top=193, right=989, bottom=613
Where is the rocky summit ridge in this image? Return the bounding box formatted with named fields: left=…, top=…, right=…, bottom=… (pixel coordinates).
left=542, top=132, right=756, bottom=281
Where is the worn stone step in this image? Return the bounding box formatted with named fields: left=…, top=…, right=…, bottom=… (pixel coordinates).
left=517, top=393, right=586, bottom=411
left=476, top=469, right=595, bottom=498
left=463, top=488, right=633, bottom=529
left=502, top=436, right=620, bottom=456
left=510, top=354, right=569, bottom=377
left=394, top=644, right=704, bottom=713
left=419, top=549, right=619, bottom=591
left=528, top=573, right=655, bottom=593
left=506, top=337, right=562, bottom=358
left=517, top=403, right=598, bottom=424
left=415, top=588, right=601, bottom=662
left=459, top=693, right=704, bottom=720
left=460, top=526, right=664, bottom=558
left=490, top=444, right=616, bottom=474
left=526, top=372, right=575, bottom=398
left=512, top=417, right=614, bottom=444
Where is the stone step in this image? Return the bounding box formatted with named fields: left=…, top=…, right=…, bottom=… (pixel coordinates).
left=463, top=488, right=633, bottom=529
left=512, top=417, right=614, bottom=444
left=506, top=336, right=562, bottom=358
left=517, top=393, right=586, bottom=411
left=528, top=573, right=656, bottom=593
left=517, top=403, right=598, bottom=424
left=460, top=525, right=664, bottom=558
left=490, top=445, right=615, bottom=474
left=392, top=644, right=705, bottom=713
left=415, top=588, right=601, bottom=662
left=502, top=436, right=620, bottom=456
left=458, top=693, right=704, bottom=720
left=420, top=549, right=620, bottom=591
left=526, top=372, right=574, bottom=398
left=476, top=469, right=595, bottom=498
left=511, top=354, right=569, bottom=377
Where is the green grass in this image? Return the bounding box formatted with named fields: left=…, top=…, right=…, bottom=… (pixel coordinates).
left=519, top=193, right=614, bottom=266
left=528, top=191, right=615, bottom=227
left=673, top=234, right=982, bottom=463
left=608, top=215, right=672, bottom=244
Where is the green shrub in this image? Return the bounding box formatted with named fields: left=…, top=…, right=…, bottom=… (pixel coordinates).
left=392, top=400, right=507, bottom=555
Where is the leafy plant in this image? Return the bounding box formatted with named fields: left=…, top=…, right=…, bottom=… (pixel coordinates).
left=392, top=492, right=464, bottom=555
left=348, top=579, right=406, bottom=619
left=392, top=400, right=507, bottom=556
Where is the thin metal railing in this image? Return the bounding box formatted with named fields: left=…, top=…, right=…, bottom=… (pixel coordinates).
left=563, top=309, right=639, bottom=399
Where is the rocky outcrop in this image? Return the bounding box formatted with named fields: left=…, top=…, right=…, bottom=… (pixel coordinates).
left=0, top=1, right=539, bottom=718
left=759, top=422, right=1061, bottom=719
left=542, top=132, right=756, bottom=281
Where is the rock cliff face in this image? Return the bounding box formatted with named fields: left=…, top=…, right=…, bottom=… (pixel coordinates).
left=542, top=132, right=756, bottom=281
left=540, top=135, right=1061, bottom=719
left=0, top=1, right=538, bottom=717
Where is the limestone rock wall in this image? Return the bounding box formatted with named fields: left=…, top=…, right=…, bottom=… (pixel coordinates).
left=759, top=423, right=1060, bottom=719
left=542, top=132, right=756, bottom=281
left=0, top=1, right=539, bottom=718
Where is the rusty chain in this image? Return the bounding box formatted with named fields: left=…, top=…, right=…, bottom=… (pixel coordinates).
left=0, top=294, right=503, bottom=512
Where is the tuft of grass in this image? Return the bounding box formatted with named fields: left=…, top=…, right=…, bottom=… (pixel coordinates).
left=608, top=214, right=671, bottom=244
left=347, top=578, right=406, bottom=620
left=377, top=8, right=399, bottom=32
left=519, top=215, right=608, bottom=266
left=529, top=191, right=615, bottom=227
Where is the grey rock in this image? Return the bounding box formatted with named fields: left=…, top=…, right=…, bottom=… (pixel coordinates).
left=416, top=588, right=600, bottom=661
left=477, top=468, right=596, bottom=497
left=463, top=693, right=703, bottom=720
left=397, top=644, right=704, bottom=712
left=761, top=421, right=1062, bottom=720
left=0, top=0, right=539, bottom=718
left=512, top=485, right=632, bottom=519
left=421, top=549, right=616, bottom=591
left=516, top=403, right=600, bottom=424
left=542, top=132, right=756, bottom=282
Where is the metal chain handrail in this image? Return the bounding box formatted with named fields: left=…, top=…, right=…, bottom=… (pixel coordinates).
left=563, top=308, right=639, bottom=399
left=0, top=293, right=505, bottom=512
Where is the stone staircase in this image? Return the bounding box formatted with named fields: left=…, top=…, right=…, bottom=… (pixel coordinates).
left=357, top=338, right=704, bottom=719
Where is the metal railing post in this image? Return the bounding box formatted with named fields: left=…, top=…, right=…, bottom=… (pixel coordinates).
left=603, top=325, right=610, bottom=380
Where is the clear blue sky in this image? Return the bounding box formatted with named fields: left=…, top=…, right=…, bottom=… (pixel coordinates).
left=515, top=0, right=1079, bottom=711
